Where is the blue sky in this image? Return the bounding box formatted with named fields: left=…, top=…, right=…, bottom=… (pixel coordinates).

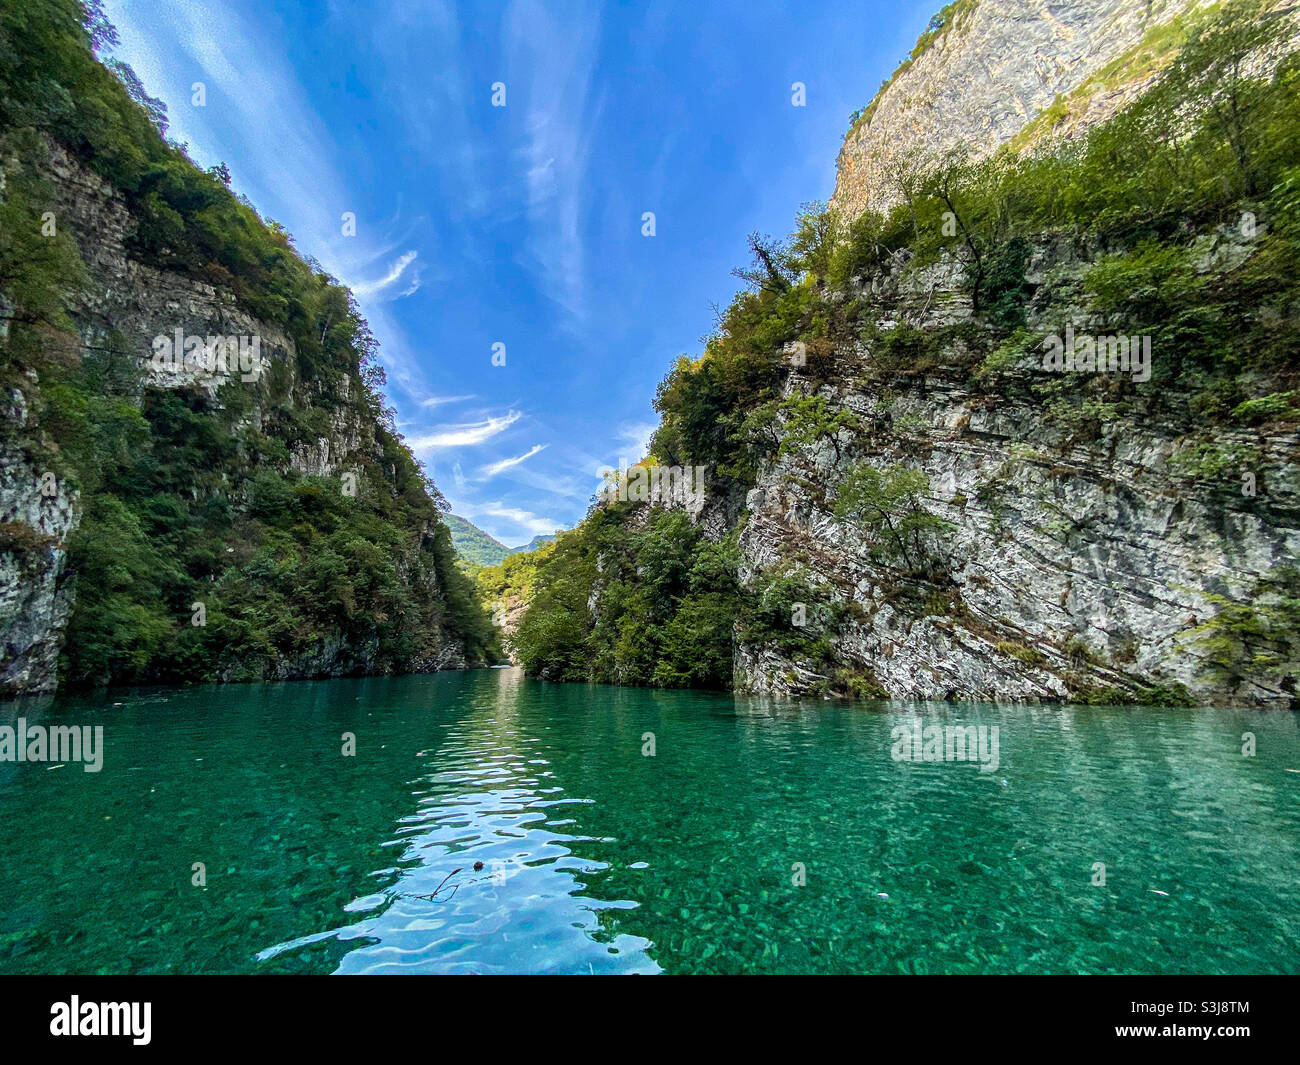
left=104, top=0, right=933, bottom=546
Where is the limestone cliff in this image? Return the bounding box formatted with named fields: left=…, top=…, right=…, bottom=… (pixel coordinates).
left=834, top=0, right=1207, bottom=219
left=763, top=1, right=1300, bottom=706
left=730, top=230, right=1299, bottom=707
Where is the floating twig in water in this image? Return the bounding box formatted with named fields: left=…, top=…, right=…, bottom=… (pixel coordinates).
left=408, top=866, right=463, bottom=903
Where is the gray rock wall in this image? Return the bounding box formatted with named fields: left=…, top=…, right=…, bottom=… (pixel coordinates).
left=731, top=235, right=1299, bottom=706
left=831, top=0, right=1200, bottom=220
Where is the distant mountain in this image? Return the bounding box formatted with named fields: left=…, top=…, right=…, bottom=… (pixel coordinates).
left=443, top=514, right=509, bottom=568
left=509, top=534, right=558, bottom=555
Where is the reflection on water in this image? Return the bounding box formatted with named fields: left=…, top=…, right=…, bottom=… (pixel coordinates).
left=0, top=668, right=1296, bottom=974
left=260, top=669, right=659, bottom=974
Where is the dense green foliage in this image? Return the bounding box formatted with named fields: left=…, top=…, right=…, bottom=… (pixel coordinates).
left=502, top=507, right=741, bottom=689
left=0, top=1, right=497, bottom=685
left=513, top=1, right=1300, bottom=694
left=475, top=540, right=554, bottom=608
left=832, top=463, right=953, bottom=578
left=479, top=493, right=882, bottom=695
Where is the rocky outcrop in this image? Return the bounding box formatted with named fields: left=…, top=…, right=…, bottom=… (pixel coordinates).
left=0, top=429, right=78, bottom=695
left=832, top=0, right=1202, bottom=220
left=490, top=595, right=529, bottom=666
left=764, top=2, right=1300, bottom=706
left=631, top=225, right=1296, bottom=707
left=728, top=232, right=1299, bottom=707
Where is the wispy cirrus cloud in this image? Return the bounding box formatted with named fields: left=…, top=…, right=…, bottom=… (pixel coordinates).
left=353, top=250, right=421, bottom=299
left=476, top=502, right=562, bottom=540
left=409, top=410, right=522, bottom=450
left=418, top=393, right=476, bottom=408
left=481, top=444, right=547, bottom=478
left=504, top=0, right=604, bottom=325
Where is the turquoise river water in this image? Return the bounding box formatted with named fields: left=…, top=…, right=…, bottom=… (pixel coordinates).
left=0, top=668, right=1296, bottom=974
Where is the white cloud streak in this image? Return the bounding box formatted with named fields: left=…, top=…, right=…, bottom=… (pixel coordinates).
left=481, top=444, right=547, bottom=478
left=408, top=410, right=522, bottom=450
left=478, top=503, right=563, bottom=539
left=504, top=0, right=604, bottom=325
left=353, top=250, right=420, bottom=298
left=418, top=393, right=476, bottom=408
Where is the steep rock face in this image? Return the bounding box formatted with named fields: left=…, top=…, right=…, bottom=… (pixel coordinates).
left=730, top=235, right=1299, bottom=707
left=769, top=1, right=1300, bottom=706
left=491, top=595, right=529, bottom=666
left=832, top=0, right=1200, bottom=220
left=0, top=416, right=77, bottom=695
left=626, top=218, right=1299, bottom=707
left=0, top=141, right=468, bottom=695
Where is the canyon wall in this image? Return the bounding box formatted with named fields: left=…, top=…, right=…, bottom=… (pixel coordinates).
left=0, top=139, right=474, bottom=695
left=729, top=230, right=1299, bottom=707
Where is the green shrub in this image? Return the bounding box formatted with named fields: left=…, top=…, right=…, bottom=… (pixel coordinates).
left=995, top=640, right=1047, bottom=667
left=833, top=463, right=953, bottom=578
left=512, top=508, right=742, bottom=689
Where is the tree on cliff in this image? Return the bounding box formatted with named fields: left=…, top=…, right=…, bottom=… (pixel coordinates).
left=833, top=463, right=952, bottom=579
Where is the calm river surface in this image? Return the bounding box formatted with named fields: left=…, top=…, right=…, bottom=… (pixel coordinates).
left=1, top=668, right=1295, bottom=974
